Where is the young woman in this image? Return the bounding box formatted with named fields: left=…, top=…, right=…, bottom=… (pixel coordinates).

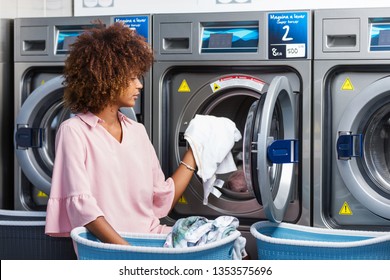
left=45, top=22, right=196, bottom=246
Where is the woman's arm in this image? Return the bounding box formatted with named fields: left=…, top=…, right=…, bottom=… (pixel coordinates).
left=85, top=216, right=129, bottom=245
left=170, top=147, right=197, bottom=208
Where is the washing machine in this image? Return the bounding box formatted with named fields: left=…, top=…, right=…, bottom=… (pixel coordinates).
left=152, top=11, right=312, bottom=257
left=0, top=18, right=13, bottom=210
left=14, top=15, right=152, bottom=211
left=313, top=8, right=390, bottom=230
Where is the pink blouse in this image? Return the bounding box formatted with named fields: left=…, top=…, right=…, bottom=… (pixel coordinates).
left=45, top=112, right=174, bottom=237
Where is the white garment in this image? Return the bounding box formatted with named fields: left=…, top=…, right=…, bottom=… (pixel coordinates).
left=184, top=115, right=242, bottom=204
left=164, top=216, right=247, bottom=260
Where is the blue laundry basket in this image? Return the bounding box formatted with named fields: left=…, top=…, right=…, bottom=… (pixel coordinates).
left=71, top=227, right=241, bottom=260
left=250, top=221, right=390, bottom=260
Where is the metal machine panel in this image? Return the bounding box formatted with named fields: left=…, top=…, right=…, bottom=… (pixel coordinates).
left=153, top=11, right=312, bottom=61
left=314, top=8, right=390, bottom=60
left=322, top=18, right=360, bottom=52
left=313, top=8, right=390, bottom=230
left=153, top=11, right=312, bottom=259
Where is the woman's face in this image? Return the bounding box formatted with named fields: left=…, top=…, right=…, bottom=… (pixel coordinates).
left=117, top=77, right=143, bottom=108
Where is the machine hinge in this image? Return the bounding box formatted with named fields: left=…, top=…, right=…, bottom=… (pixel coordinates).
left=15, top=126, right=43, bottom=149
left=336, top=132, right=363, bottom=160
left=178, top=132, right=187, bottom=147
left=267, top=139, right=299, bottom=164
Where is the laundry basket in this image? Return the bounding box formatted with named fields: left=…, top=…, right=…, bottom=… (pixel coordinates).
left=250, top=221, right=390, bottom=260
left=0, top=210, right=76, bottom=260
left=71, top=227, right=241, bottom=260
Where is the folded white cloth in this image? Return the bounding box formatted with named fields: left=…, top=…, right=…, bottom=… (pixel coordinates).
left=184, top=115, right=242, bottom=204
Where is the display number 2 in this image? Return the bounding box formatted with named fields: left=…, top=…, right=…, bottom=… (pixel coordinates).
left=282, top=25, right=293, bottom=41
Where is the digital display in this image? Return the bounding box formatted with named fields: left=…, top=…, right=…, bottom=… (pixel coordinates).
left=370, top=23, right=390, bottom=51
left=56, top=30, right=85, bottom=54
left=378, top=30, right=390, bottom=46
left=209, top=33, right=233, bottom=49
left=268, top=12, right=308, bottom=59
left=201, top=27, right=258, bottom=53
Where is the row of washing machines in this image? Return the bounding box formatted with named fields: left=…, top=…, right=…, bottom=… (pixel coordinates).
left=2, top=8, right=390, bottom=259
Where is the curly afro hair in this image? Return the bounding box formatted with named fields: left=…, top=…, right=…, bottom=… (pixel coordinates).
left=63, top=21, right=154, bottom=114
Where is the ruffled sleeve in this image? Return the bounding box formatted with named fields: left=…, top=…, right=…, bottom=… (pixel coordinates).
left=148, top=139, right=175, bottom=218
left=45, top=123, right=104, bottom=237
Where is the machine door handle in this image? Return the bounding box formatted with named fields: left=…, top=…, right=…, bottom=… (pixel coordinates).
left=337, top=133, right=363, bottom=160
left=15, top=127, right=43, bottom=149
left=267, top=139, right=299, bottom=164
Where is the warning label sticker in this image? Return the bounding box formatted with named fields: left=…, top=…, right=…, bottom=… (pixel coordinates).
left=339, top=201, right=353, bottom=215
left=178, top=195, right=188, bottom=204
left=37, top=191, right=48, bottom=198
left=341, top=77, right=354, bottom=91
left=178, top=79, right=191, bottom=93
left=210, top=75, right=266, bottom=93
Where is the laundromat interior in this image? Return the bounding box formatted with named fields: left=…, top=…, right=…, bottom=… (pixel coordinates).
left=2, top=0, right=390, bottom=260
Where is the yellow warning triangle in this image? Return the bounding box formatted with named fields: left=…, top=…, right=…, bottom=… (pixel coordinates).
left=339, top=201, right=353, bottom=215
left=213, top=83, right=221, bottom=91
left=178, top=79, right=191, bottom=92
left=178, top=195, right=188, bottom=204
left=37, top=191, right=48, bottom=198
left=41, top=80, right=45, bottom=85
left=341, top=78, right=354, bottom=91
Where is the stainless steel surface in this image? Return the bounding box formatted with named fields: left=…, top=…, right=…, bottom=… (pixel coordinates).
left=256, top=76, right=297, bottom=223
left=313, top=8, right=390, bottom=230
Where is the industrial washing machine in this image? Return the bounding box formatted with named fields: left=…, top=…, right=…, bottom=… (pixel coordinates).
left=0, top=19, right=13, bottom=209
left=152, top=11, right=312, bottom=257
left=14, top=15, right=152, bottom=211
left=313, top=8, right=390, bottom=230
left=1, top=19, right=75, bottom=260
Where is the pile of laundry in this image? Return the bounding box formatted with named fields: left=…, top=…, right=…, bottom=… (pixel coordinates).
left=164, top=215, right=247, bottom=260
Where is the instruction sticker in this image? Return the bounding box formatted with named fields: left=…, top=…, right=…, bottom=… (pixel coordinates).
left=114, top=16, right=149, bottom=41
left=210, top=75, right=266, bottom=93
left=268, top=11, right=308, bottom=59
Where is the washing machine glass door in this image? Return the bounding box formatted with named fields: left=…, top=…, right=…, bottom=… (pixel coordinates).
left=336, top=75, right=390, bottom=220
left=15, top=76, right=71, bottom=195
left=243, top=76, right=298, bottom=222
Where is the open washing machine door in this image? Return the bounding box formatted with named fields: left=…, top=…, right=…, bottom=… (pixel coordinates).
left=14, top=75, right=138, bottom=196
left=243, top=76, right=298, bottom=222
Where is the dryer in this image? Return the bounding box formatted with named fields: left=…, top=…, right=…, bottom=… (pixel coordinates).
left=313, top=8, right=390, bottom=230
left=152, top=11, right=312, bottom=257
left=14, top=15, right=152, bottom=211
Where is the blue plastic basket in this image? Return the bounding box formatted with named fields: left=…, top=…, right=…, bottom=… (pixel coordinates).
left=250, top=221, right=390, bottom=260
left=70, top=227, right=241, bottom=260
